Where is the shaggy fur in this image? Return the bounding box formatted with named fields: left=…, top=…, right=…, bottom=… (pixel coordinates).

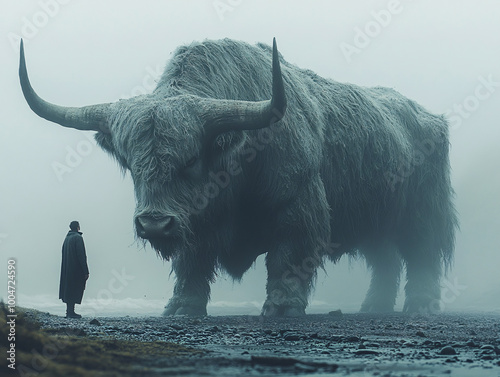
left=81, top=39, right=456, bottom=315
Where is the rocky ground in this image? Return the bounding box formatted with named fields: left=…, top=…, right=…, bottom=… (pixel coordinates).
left=3, top=308, right=500, bottom=376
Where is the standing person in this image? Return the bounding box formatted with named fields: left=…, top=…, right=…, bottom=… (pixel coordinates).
left=59, top=221, right=89, bottom=318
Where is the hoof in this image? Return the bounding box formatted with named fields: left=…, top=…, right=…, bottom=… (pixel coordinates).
left=162, top=301, right=207, bottom=316
left=360, top=301, right=395, bottom=313
left=261, top=301, right=306, bottom=317
left=283, top=307, right=306, bottom=317
left=403, top=295, right=441, bottom=314
left=162, top=294, right=207, bottom=316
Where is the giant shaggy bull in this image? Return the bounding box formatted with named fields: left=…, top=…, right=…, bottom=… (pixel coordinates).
left=20, top=38, right=457, bottom=316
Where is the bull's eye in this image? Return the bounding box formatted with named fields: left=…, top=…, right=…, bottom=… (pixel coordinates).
left=185, top=156, right=197, bottom=168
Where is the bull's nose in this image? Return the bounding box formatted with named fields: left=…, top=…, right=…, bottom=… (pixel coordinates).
left=135, top=215, right=176, bottom=239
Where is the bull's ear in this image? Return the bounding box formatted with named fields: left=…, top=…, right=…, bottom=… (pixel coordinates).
left=200, top=130, right=245, bottom=167
left=94, top=132, right=114, bottom=155
left=213, top=132, right=245, bottom=152
left=94, top=132, right=129, bottom=170
left=202, top=37, right=287, bottom=138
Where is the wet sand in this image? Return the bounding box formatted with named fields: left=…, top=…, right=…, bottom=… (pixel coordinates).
left=3, top=308, right=500, bottom=376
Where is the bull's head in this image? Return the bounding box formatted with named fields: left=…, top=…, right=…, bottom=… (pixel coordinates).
left=19, top=38, right=286, bottom=259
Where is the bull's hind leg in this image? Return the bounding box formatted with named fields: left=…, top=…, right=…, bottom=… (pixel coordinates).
left=401, top=249, right=442, bottom=313
left=399, top=148, right=457, bottom=313
left=360, top=245, right=401, bottom=312
left=163, top=251, right=216, bottom=316
left=261, top=179, right=330, bottom=317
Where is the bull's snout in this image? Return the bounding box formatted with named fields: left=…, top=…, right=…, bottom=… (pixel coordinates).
left=135, top=215, right=177, bottom=239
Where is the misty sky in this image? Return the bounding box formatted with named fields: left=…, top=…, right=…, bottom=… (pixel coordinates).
left=1, top=0, right=499, bottom=315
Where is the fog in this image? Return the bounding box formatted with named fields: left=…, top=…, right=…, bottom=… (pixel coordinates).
left=1, top=0, right=499, bottom=316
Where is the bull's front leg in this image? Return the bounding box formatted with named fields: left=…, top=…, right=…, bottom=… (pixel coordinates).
left=262, top=180, right=330, bottom=317
left=163, top=249, right=216, bottom=316
left=262, top=243, right=315, bottom=316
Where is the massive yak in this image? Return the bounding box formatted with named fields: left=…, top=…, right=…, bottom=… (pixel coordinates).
left=20, top=38, right=457, bottom=316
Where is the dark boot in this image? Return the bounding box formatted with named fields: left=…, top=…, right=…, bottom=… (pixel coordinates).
left=66, top=303, right=82, bottom=319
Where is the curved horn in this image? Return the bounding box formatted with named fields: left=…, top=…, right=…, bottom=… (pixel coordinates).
left=19, top=39, right=111, bottom=133
left=205, top=37, right=287, bottom=134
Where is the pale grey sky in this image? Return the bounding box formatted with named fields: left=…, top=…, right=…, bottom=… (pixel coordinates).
left=1, top=0, right=499, bottom=314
